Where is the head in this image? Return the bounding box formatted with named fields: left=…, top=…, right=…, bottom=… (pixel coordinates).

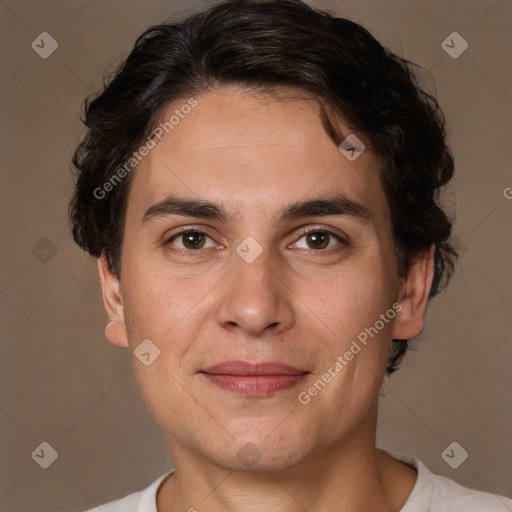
left=69, top=0, right=457, bottom=471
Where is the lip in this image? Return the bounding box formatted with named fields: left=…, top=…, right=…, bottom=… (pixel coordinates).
left=202, top=360, right=307, bottom=375
left=201, top=360, right=309, bottom=396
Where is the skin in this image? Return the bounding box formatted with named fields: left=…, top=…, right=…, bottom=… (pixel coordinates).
left=98, top=85, right=435, bottom=511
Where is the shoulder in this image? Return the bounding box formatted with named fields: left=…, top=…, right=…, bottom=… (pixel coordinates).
left=80, top=471, right=173, bottom=512
left=429, top=472, right=512, bottom=512
left=383, top=450, right=512, bottom=512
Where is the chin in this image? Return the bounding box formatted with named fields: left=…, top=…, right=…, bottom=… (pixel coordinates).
left=202, top=425, right=314, bottom=473
left=215, top=446, right=307, bottom=473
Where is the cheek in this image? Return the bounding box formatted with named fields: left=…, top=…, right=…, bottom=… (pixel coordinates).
left=123, top=249, right=180, bottom=323
left=298, top=255, right=398, bottom=395
left=120, top=267, right=203, bottom=433
left=299, top=270, right=396, bottom=431
left=121, top=256, right=218, bottom=360
left=305, top=259, right=394, bottom=332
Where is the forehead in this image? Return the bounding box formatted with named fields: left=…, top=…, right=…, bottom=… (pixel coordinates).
left=126, top=86, right=388, bottom=223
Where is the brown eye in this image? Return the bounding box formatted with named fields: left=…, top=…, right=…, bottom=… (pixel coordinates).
left=306, top=232, right=330, bottom=249
left=167, top=230, right=216, bottom=251
left=292, top=229, right=346, bottom=252
left=181, top=232, right=206, bottom=249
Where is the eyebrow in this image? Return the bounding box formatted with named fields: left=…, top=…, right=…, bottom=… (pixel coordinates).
left=141, top=193, right=372, bottom=226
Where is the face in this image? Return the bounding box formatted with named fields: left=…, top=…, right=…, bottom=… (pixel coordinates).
left=99, top=86, right=429, bottom=472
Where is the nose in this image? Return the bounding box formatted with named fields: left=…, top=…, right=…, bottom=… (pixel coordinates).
left=216, top=245, right=295, bottom=337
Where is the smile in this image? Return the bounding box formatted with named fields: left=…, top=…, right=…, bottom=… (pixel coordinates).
left=200, top=361, right=310, bottom=396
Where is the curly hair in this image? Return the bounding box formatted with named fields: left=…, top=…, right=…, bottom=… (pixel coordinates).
left=68, top=0, right=458, bottom=373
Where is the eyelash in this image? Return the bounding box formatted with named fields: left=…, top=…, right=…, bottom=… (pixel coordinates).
left=164, top=226, right=349, bottom=257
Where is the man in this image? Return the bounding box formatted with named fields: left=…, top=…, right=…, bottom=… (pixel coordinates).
left=69, top=0, right=511, bottom=510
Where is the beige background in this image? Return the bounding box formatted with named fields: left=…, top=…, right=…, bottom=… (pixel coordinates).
left=0, top=0, right=510, bottom=510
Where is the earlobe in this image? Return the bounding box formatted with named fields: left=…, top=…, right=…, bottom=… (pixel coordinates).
left=392, top=245, right=435, bottom=341
left=105, top=319, right=129, bottom=348
left=97, top=255, right=129, bottom=347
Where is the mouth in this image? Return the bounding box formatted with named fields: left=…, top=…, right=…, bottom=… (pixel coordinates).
left=200, top=361, right=310, bottom=396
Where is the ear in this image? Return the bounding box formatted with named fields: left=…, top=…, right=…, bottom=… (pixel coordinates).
left=97, top=254, right=129, bottom=347
left=392, top=245, right=435, bottom=340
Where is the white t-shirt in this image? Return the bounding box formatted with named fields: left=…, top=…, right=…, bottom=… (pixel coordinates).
left=82, top=451, right=512, bottom=511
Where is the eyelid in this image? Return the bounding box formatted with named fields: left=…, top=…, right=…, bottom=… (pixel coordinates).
left=165, top=225, right=218, bottom=241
